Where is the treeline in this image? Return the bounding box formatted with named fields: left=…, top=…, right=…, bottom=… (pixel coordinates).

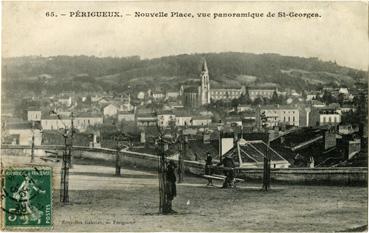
left=2, top=52, right=367, bottom=94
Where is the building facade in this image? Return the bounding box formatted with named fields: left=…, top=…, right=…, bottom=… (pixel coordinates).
left=260, top=105, right=300, bottom=127
left=210, top=86, right=246, bottom=101
left=27, top=110, right=42, bottom=121
left=249, top=88, right=276, bottom=100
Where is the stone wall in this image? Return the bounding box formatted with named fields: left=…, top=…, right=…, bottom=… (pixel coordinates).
left=1, top=144, right=367, bottom=186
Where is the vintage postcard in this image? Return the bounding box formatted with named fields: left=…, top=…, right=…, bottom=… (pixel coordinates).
left=1, top=0, right=368, bottom=232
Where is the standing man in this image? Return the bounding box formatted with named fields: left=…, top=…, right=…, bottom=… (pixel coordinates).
left=205, top=152, right=213, bottom=186
left=217, top=154, right=236, bottom=188
left=166, top=160, right=177, bottom=213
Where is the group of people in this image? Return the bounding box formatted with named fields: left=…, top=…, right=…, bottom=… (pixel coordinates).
left=205, top=152, right=236, bottom=188
left=164, top=151, right=236, bottom=214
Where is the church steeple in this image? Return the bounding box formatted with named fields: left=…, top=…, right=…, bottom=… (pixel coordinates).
left=200, top=58, right=210, bottom=105
left=201, top=58, right=208, bottom=73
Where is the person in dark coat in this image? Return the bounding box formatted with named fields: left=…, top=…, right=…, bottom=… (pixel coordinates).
left=217, top=154, right=235, bottom=188
left=205, top=152, right=213, bottom=186
left=166, top=160, right=177, bottom=213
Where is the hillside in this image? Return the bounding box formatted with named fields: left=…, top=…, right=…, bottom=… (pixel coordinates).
left=2, top=52, right=367, bottom=96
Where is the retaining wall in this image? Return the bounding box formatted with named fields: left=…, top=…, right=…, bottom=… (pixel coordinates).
left=1, top=144, right=367, bottom=186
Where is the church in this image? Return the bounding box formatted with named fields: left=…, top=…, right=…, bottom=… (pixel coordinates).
left=183, top=59, right=211, bottom=108
left=183, top=59, right=245, bottom=108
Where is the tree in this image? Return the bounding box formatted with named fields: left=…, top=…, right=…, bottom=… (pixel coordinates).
left=253, top=97, right=264, bottom=106
left=271, top=91, right=279, bottom=104
left=322, top=90, right=335, bottom=104
left=231, top=98, right=240, bottom=111
left=337, top=93, right=345, bottom=106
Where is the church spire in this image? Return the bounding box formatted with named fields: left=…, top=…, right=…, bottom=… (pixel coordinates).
left=201, top=58, right=208, bottom=73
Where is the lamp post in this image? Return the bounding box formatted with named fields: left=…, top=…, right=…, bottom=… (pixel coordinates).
left=217, top=122, right=223, bottom=161
left=30, top=122, right=35, bottom=163
left=261, top=114, right=271, bottom=192
left=177, top=132, right=187, bottom=183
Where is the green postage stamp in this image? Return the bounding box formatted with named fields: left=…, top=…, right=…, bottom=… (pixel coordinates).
left=1, top=166, right=53, bottom=229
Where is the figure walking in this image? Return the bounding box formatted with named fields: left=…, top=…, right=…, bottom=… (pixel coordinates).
left=205, top=152, right=213, bottom=186
left=217, top=154, right=235, bottom=188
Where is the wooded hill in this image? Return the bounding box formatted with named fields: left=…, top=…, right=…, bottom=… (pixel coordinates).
left=2, top=52, right=367, bottom=96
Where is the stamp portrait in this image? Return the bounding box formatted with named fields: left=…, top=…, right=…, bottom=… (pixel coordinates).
left=1, top=166, right=53, bottom=229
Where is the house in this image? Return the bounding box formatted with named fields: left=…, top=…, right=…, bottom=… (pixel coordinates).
left=174, top=111, right=192, bottom=127
left=339, top=87, right=349, bottom=95
left=74, top=113, right=103, bottom=131
left=157, top=112, right=176, bottom=127
left=6, top=122, right=42, bottom=145
left=58, top=96, right=72, bottom=107
left=260, top=105, right=300, bottom=127
left=168, top=101, right=184, bottom=109
left=311, top=100, right=326, bottom=108
left=319, top=109, right=341, bottom=126
left=137, top=91, right=145, bottom=100
left=308, top=107, right=341, bottom=127
left=191, top=116, right=212, bottom=126
left=225, top=116, right=242, bottom=127
left=237, top=105, right=252, bottom=112
left=152, top=91, right=165, bottom=100
left=338, top=124, right=359, bottom=135
left=136, top=113, right=157, bottom=127
left=118, top=111, right=135, bottom=122
left=41, top=116, right=72, bottom=130
left=340, top=104, right=356, bottom=113
left=248, top=87, right=276, bottom=101
left=210, top=86, right=246, bottom=101
left=103, top=104, right=119, bottom=117
left=27, top=110, right=42, bottom=121
left=166, top=91, right=180, bottom=99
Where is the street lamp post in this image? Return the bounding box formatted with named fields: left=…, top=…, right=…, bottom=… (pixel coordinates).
left=31, top=122, right=35, bottom=163
left=177, top=133, right=186, bottom=183
left=261, top=115, right=271, bottom=191
left=217, top=123, right=223, bottom=161
left=60, top=127, right=70, bottom=203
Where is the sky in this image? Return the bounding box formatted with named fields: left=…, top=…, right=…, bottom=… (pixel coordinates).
left=2, top=1, right=368, bottom=70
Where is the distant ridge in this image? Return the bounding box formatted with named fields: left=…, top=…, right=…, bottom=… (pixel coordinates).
left=2, top=52, right=367, bottom=95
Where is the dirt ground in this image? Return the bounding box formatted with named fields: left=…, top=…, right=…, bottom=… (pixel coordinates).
left=2, top=155, right=368, bottom=232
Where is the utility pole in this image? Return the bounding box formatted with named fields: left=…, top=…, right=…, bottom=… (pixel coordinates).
left=217, top=123, right=223, bottom=161
left=30, top=122, right=35, bottom=163
left=114, top=135, right=122, bottom=176
left=177, top=134, right=186, bottom=183
left=262, top=134, right=271, bottom=191
left=68, top=112, right=74, bottom=168
left=60, top=127, right=70, bottom=203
